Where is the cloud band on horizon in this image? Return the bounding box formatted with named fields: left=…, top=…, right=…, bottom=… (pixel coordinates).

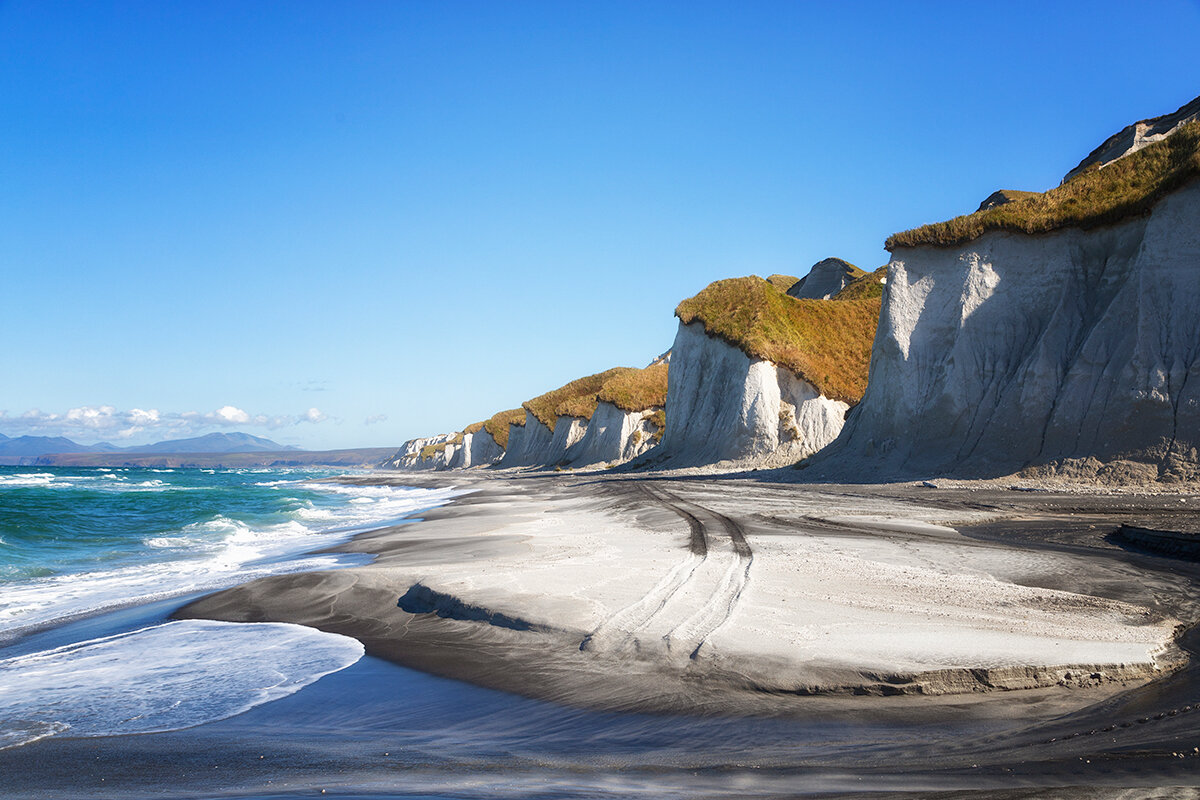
left=0, top=405, right=331, bottom=443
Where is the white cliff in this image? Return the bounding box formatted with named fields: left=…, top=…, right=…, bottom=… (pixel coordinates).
left=563, top=401, right=661, bottom=468
left=821, top=177, right=1200, bottom=481
left=383, top=431, right=459, bottom=470
left=497, top=411, right=556, bottom=468
left=637, top=321, right=848, bottom=470
left=454, top=429, right=504, bottom=468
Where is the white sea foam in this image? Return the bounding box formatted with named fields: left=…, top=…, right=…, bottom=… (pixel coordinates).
left=0, top=483, right=463, bottom=641
left=0, top=473, right=58, bottom=488
left=0, top=620, right=363, bottom=749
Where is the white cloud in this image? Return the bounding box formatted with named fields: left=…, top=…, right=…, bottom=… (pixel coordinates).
left=364, top=414, right=388, bottom=425
left=0, top=404, right=334, bottom=443
left=213, top=405, right=251, bottom=425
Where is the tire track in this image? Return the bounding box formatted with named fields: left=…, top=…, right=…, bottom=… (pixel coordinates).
left=659, top=490, right=753, bottom=660
left=579, top=485, right=708, bottom=653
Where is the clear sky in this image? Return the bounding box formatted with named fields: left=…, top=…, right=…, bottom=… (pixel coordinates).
left=3, top=1, right=1199, bottom=449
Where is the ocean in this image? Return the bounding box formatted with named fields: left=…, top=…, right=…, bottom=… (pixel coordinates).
left=0, top=465, right=458, bottom=752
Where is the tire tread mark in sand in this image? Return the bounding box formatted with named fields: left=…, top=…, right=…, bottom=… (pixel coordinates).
left=578, top=484, right=709, bottom=652
left=658, top=489, right=754, bottom=660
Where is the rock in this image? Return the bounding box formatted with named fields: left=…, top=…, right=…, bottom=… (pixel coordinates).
left=788, top=258, right=864, bottom=300
left=1063, top=94, right=1200, bottom=182
left=977, top=189, right=1040, bottom=212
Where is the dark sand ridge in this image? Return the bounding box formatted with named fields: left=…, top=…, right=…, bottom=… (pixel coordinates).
left=180, top=473, right=1196, bottom=720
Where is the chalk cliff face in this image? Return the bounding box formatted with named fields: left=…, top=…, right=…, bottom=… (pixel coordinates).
left=497, top=411, right=555, bottom=468
left=385, top=427, right=506, bottom=471
left=823, top=178, right=1200, bottom=481
left=563, top=401, right=660, bottom=467
left=383, top=432, right=458, bottom=470
left=452, top=429, right=504, bottom=469
left=639, top=321, right=848, bottom=469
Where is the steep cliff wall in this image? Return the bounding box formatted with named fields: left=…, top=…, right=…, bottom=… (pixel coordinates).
left=820, top=118, right=1200, bottom=481
left=497, top=411, right=557, bottom=468
left=633, top=277, right=878, bottom=470
left=449, top=429, right=504, bottom=469
left=383, top=431, right=459, bottom=470
left=495, top=363, right=668, bottom=470
left=636, top=321, right=848, bottom=469
left=563, top=401, right=662, bottom=467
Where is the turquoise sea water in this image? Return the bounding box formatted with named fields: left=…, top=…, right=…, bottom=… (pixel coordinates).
left=0, top=465, right=458, bottom=750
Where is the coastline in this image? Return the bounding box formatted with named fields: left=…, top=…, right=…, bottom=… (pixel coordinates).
left=179, top=471, right=1200, bottom=716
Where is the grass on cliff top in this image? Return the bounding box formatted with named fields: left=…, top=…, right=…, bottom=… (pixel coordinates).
left=482, top=409, right=525, bottom=449
left=832, top=266, right=888, bottom=301
left=596, top=362, right=668, bottom=413
left=521, top=364, right=670, bottom=430
left=888, top=121, right=1200, bottom=249
left=676, top=276, right=879, bottom=404
left=521, top=367, right=627, bottom=429
left=463, top=421, right=484, bottom=436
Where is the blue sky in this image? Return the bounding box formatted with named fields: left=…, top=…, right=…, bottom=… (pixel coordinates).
left=3, top=0, right=1199, bottom=449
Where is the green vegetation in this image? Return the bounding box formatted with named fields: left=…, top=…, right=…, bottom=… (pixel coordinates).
left=463, top=421, right=485, bottom=436
left=648, top=409, right=666, bottom=443
left=833, top=266, right=887, bottom=301
left=596, top=363, right=668, bottom=413
left=676, top=276, right=880, bottom=404
left=888, top=122, right=1200, bottom=249
left=483, top=408, right=526, bottom=449
left=766, top=274, right=800, bottom=292
left=419, top=444, right=440, bottom=460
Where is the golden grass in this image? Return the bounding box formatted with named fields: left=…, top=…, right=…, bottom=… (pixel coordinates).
left=483, top=408, right=525, bottom=449
left=888, top=122, right=1200, bottom=249
left=419, top=444, right=440, bottom=460
left=518, top=364, right=671, bottom=431
left=463, top=422, right=484, bottom=436
left=833, top=266, right=887, bottom=301
left=524, top=368, right=627, bottom=430
left=766, top=274, right=800, bottom=292
left=596, top=363, right=668, bottom=413
left=676, top=277, right=880, bottom=404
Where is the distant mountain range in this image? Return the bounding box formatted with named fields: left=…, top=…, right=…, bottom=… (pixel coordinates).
left=0, top=431, right=298, bottom=462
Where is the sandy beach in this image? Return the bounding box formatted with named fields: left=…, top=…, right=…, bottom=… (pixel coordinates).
left=180, top=473, right=1199, bottom=717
